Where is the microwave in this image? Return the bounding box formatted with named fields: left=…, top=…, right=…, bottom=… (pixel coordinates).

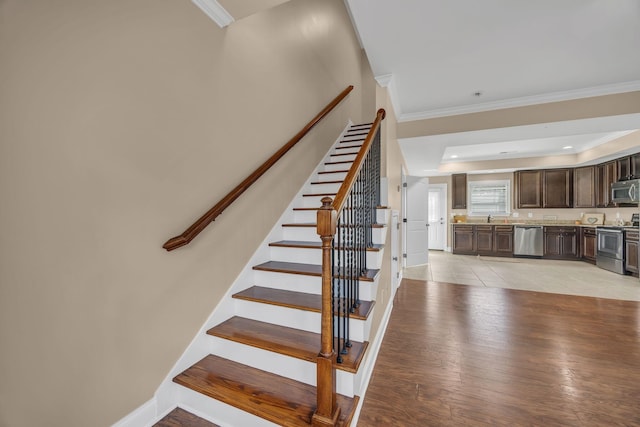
left=611, top=179, right=640, bottom=204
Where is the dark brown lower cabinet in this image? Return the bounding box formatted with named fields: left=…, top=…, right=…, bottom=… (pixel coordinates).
left=476, top=225, right=494, bottom=254
left=452, top=225, right=476, bottom=254
left=453, top=224, right=513, bottom=256
left=544, top=227, right=579, bottom=260
left=625, top=229, right=639, bottom=276
left=494, top=225, right=514, bottom=256
left=581, top=227, right=596, bottom=264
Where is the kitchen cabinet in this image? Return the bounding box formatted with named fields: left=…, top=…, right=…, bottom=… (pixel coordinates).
left=631, top=153, right=640, bottom=177
left=617, top=156, right=632, bottom=181
left=543, top=168, right=573, bottom=208
left=581, top=227, right=596, bottom=264
left=514, top=170, right=542, bottom=208
left=596, top=161, right=617, bottom=208
left=494, top=225, right=514, bottom=256
left=452, top=173, right=467, bottom=209
left=453, top=224, right=513, bottom=256
left=573, top=166, right=596, bottom=208
left=452, top=225, right=476, bottom=254
left=625, top=229, right=639, bottom=276
left=543, top=226, right=579, bottom=260
left=476, top=225, right=494, bottom=254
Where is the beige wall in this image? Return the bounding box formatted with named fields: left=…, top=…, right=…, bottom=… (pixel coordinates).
left=399, top=91, right=640, bottom=139
left=0, top=1, right=375, bottom=426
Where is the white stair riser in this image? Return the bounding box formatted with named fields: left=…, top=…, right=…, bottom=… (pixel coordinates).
left=208, top=336, right=357, bottom=396
left=251, top=271, right=378, bottom=301
left=176, top=386, right=279, bottom=427
left=293, top=207, right=388, bottom=224
left=322, top=162, right=353, bottom=173
left=293, top=209, right=319, bottom=223
left=317, top=171, right=348, bottom=181
left=252, top=270, right=377, bottom=297
left=269, top=246, right=383, bottom=267
left=233, top=299, right=370, bottom=342
left=302, top=195, right=332, bottom=208
left=328, top=153, right=357, bottom=163
left=283, top=225, right=386, bottom=243
left=307, top=182, right=342, bottom=194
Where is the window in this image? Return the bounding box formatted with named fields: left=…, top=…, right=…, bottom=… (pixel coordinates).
left=468, top=180, right=510, bottom=216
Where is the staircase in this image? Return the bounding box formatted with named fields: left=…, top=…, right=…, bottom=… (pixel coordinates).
left=146, top=122, right=388, bottom=427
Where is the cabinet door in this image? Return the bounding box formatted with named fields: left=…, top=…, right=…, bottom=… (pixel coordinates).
left=617, top=156, right=632, bottom=181
left=625, top=231, right=639, bottom=275
left=560, top=231, right=579, bottom=259
left=452, top=225, right=476, bottom=254
left=543, top=169, right=573, bottom=208
left=604, top=161, right=617, bottom=208
left=582, top=231, right=596, bottom=262
left=515, top=170, right=542, bottom=208
left=494, top=226, right=514, bottom=256
left=596, top=162, right=617, bottom=208
left=451, top=174, right=467, bottom=209
left=631, top=153, right=640, bottom=178
left=476, top=226, right=493, bottom=254
left=574, top=166, right=595, bottom=208
left=544, top=230, right=562, bottom=257
left=625, top=241, right=638, bottom=274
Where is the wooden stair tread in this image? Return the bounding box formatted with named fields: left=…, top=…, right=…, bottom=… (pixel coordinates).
left=324, top=160, right=353, bottom=165
left=318, top=170, right=349, bottom=175
left=173, top=355, right=358, bottom=427
left=153, top=407, right=219, bottom=427
left=253, top=261, right=378, bottom=282
left=233, top=286, right=375, bottom=320
left=208, top=316, right=368, bottom=373
left=269, top=240, right=383, bottom=251
left=330, top=152, right=359, bottom=157
left=302, top=192, right=336, bottom=197
left=282, top=222, right=385, bottom=228
left=310, top=180, right=344, bottom=185
left=335, top=145, right=362, bottom=150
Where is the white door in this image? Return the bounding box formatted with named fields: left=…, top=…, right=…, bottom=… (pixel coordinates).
left=405, top=176, right=429, bottom=266
left=428, top=184, right=447, bottom=251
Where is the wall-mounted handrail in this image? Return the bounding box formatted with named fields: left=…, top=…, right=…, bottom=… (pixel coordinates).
left=163, top=85, right=354, bottom=251
left=313, top=108, right=385, bottom=425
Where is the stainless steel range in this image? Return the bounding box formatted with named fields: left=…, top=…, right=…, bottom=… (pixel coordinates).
left=596, top=226, right=626, bottom=274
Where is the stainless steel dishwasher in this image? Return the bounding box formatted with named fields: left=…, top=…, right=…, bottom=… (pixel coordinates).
left=513, top=225, right=544, bottom=257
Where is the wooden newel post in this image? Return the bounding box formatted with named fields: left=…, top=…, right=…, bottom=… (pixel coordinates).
left=313, top=197, right=341, bottom=427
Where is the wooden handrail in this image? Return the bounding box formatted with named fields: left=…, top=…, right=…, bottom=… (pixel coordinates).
left=163, top=85, right=354, bottom=251
left=331, top=108, right=386, bottom=215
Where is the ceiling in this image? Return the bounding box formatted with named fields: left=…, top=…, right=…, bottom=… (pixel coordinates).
left=345, top=0, right=640, bottom=175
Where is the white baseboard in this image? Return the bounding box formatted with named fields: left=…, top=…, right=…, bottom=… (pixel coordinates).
left=111, top=398, right=157, bottom=427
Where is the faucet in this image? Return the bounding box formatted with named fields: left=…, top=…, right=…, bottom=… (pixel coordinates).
left=487, top=215, right=492, bottom=223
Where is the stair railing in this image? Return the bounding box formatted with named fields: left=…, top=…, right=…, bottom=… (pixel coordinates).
left=163, top=85, right=354, bottom=251
left=314, top=108, right=385, bottom=426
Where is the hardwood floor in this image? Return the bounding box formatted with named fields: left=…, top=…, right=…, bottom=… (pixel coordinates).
left=358, top=279, right=640, bottom=426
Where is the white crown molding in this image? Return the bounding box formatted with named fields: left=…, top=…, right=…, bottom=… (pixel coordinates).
left=191, top=0, right=234, bottom=28
left=374, top=74, right=402, bottom=119
left=397, top=80, right=640, bottom=122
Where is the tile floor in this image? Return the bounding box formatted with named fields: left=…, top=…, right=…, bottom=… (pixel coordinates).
left=404, top=250, right=640, bottom=302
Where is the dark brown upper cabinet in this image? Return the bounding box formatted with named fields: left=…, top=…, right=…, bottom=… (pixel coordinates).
left=543, top=168, right=573, bottom=208
left=573, top=166, right=596, bottom=208
left=514, top=170, right=542, bottom=208
left=452, top=173, right=467, bottom=209
left=596, top=161, right=617, bottom=208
